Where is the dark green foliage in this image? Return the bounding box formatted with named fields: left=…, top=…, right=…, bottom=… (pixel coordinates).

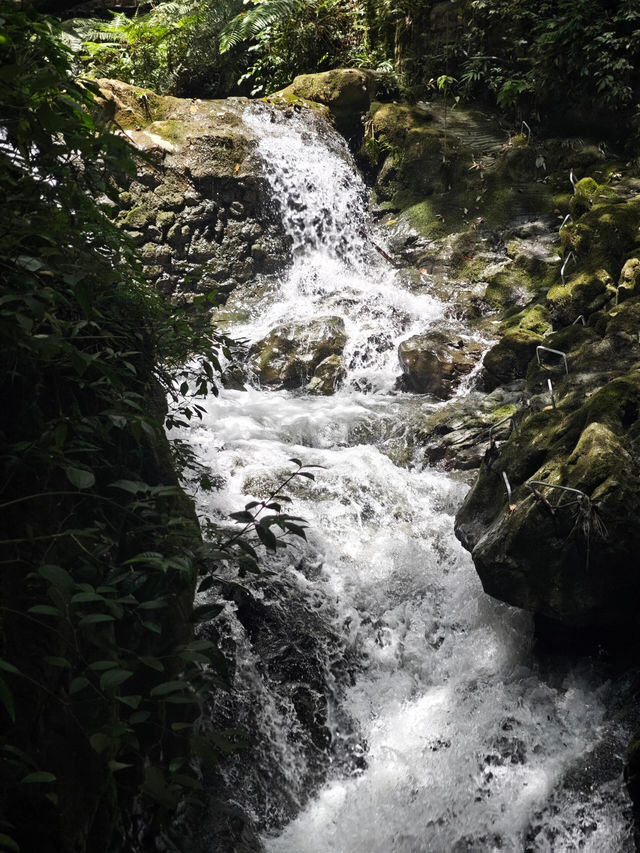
left=0, top=7, right=314, bottom=850
left=66, top=0, right=244, bottom=97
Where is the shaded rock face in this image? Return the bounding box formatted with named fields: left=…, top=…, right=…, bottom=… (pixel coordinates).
left=455, top=297, right=640, bottom=631
left=482, top=330, right=542, bottom=391
left=398, top=332, right=482, bottom=398
left=249, top=317, right=347, bottom=390
left=97, top=80, right=289, bottom=301
left=416, top=386, right=525, bottom=470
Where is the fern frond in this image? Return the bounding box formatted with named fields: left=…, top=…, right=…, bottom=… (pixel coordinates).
left=219, top=0, right=307, bottom=52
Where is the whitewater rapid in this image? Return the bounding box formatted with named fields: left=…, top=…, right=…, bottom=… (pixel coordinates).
left=181, top=104, right=634, bottom=851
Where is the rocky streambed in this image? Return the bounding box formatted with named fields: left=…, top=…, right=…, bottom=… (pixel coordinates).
left=102, top=71, right=640, bottom=848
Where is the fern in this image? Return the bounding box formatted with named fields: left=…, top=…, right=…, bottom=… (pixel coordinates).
left=219, top=0, right=307, bottom=52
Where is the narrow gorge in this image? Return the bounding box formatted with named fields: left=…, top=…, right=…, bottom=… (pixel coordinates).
left=104, top=75, right=640, bottom=849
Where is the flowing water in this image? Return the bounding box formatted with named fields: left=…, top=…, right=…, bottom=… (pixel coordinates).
left=181, top=104, right=634, bottom=851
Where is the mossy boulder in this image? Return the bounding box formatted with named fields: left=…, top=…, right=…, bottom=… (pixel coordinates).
left=546, top=268, right=615, bottom=327
left=363, top=101, right=466, bottom=203
left=569, top=177, right=601, bottom=216
left=277, top=69, right=375, bottom=135
left=500, top=302, right=552, bottom=337
left=483, top=264, right=543, bottom=310
left=562, top=197, right=640, bottom=275
left=306, top=354, right=346, bottom=395
left=398, top=332, right=482, bottom=398
left=416, top=387, right=523, bottom=470
left=455, top=367, right=640, bottom=630
left=249, top=317, right=347, bottom=390
left=482, top=329, right=542, bottom=390
left=618, top=257, right=640, bottom=303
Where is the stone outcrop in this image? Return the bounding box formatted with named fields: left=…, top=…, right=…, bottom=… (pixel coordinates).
left=398, top=331, right=482, bottom=398
left=96, top=80, right=290, bottom=301
left=455, top=293, right=640, bottom=632
left=274, top=68, right=375, bottom=136
left=249, top=317, right=347, bottom=390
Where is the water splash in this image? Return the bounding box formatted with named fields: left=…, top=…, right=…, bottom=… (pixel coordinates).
left=181, top=104, right=634, bottom=851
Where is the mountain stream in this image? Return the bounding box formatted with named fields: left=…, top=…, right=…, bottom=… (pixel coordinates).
left=180, top=104, right=634, bottom=852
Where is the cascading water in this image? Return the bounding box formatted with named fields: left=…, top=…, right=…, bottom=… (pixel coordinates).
left=181, top=103, right=634, bottom=850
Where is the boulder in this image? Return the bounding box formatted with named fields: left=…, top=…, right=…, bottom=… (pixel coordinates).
left=306, top=354, right=346, bottom=396
left=618, top=257, right=640, bottom=303
left=546, top=268, right=615, bottom=327
left=277, top=69, right=375, bottom=133
left=398, top=332, right=482, bottom=398
left=250, top=317, right=347, bottom=390
left=455, top=369, right=640, bottom=631
left=482, top=329, right=542, bottom=391
left=98, top=80, right=291, bottom=299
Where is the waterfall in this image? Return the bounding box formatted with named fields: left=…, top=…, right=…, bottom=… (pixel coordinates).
left=179, top=103, right=634, bottom=851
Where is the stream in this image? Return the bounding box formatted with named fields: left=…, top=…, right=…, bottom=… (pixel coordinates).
left=181, top=104, right=634, bottom=851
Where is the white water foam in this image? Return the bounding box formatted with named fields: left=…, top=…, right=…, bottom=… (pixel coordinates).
left=182, top=104, right=634, bottom=851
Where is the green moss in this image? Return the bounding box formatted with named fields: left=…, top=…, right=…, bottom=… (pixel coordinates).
left=547, top=268, right=614, bottom=323
left=570, top=177, right=600, bottom=216
left=501, top=302, right=552, bottom=336
left=151, top=119, right=188, bottom=143
left=402, top=200, right=447, bottom=236
left=483, top=266, right=540, bottom=309
left=582, top=371, right=640, bottom=432
left=264, top=91, right=331, bottom=118
left=120, top=204, right=154, bottom=229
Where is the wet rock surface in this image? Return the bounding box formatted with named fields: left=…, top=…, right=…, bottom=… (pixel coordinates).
left=397, top=331, right=483, bottom=398
left=249, top=317, right=347, bottom=390
left=97, top=80, right=290, bottom=301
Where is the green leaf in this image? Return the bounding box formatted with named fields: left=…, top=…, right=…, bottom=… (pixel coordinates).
left=0, top=832, right=20, bottom=853
left=65, top=466, right=95, bottom=489
left=78, top=613, right=115, bottom=627
left=71, top=591, right=105, bottom=603
left=0, top=659, right=20, bottom=676
left=117, top=695, right=142, bottom=709
left=69, top=677, right=90, bottom=694
left=129, top=710, right=151, bottom=725
left=21, top=771, right=56, bottom=784
left=137, top=598, right=168, bottom=610
left=138, top=655, right=164, bottom=672
left=108, top=760, right=133, bottom=772
left=190, top=604, right=224, bottom=623
left=27, top=605, right=61, bottom=617
left=39, top=564, right=74, bottom=591
left=0, top=677, right=15, bottom=723
left=109, top=479, right=148, bottom=494
left=43, top=656, right=71, bottom=669
left=141, top=621, right=162, bottom=634
left=150, top=680, right=187, bottom=697
left=99, top=669, right=133, bottom=690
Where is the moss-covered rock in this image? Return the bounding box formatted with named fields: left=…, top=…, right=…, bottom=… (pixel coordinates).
left=276, top=68, right=374, bottom=135
left=306, top=354, right=346, bottom=395
left=618, top=257, right=640, bottom=303
left=546, top=268, right=615, bottom=327
left=483, top=329, right=542, bottom=390
left=249, top=317, right=347, bottom=390
left=456, top=354, right=640, bottom=631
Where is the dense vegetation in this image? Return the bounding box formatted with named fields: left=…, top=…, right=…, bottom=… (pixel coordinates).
left=0, top=7, right=310, bottom=850
left=69, top=0, right=640, bottom=134
left=3, top=0, right=640, bottom=850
